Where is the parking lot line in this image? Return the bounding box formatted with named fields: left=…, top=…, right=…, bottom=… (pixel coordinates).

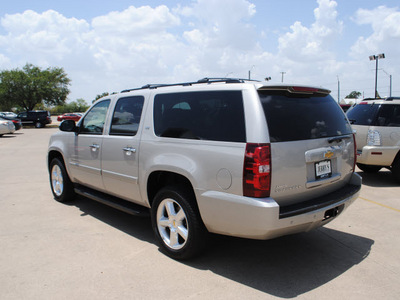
left=359, top=196, right=400, bottom=213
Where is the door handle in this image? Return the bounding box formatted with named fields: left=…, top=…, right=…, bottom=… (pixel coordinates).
left=89, top=144, right=100, bottom=152
left=123, top=147, right=136, bottom=156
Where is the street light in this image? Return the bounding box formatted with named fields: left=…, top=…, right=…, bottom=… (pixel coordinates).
left=369, top=53, right=385, bottom=98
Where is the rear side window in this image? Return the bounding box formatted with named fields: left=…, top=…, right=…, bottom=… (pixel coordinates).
left=346, top=103, right=379, bottom=125
left=376, top=105, right=400, bottom=127
left=154, top=91, right=246, bottom=142
left=259, top=92, right=352, bottom=142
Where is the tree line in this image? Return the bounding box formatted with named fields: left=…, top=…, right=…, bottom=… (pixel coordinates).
left=0, top=63, right=90, bottom=114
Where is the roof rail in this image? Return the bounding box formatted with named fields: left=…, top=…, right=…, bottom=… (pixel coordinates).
left=362, top=97, right=400, bottom=101
left=120, top=77, right=260, bottom=93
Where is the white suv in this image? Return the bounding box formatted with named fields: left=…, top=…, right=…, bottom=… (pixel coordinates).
left=347, top=97, right=400, bottom=182
left=48, top=78, right=361, bottom=259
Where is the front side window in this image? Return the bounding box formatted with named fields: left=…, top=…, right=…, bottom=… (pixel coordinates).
left=110, top=96, right=144, bottom=136
left=154, top=91, right=246, bottom=142
left=80, top=100, right=110, bottom=134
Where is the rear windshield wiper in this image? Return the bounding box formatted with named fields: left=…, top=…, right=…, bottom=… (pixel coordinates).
left=328, top=135, right=352, bottom=143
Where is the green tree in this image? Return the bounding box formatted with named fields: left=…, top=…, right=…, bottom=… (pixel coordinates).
left=0, top=63, right=71, bottom=111
left=51, top=98, right=90, bottom=114
left=345, top=91, right=362, bottom=99
left=93, top=92, right=109, bottom=103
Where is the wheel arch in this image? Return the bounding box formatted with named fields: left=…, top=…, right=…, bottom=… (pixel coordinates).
left=392, top=149, right=400, bottom=166
left=48, top=150, right=65, bottom=171
left=147, top=171, right=197, bottom=208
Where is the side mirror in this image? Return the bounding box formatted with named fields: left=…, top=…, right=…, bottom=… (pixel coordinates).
left=59, top=119, right=78, bottom=133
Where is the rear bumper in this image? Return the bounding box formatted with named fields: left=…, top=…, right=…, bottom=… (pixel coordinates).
left=197, top=172, right=362, bottom=240
left=357, top=146, right=399, bottom=166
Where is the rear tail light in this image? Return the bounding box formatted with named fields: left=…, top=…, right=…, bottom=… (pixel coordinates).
left=243, top=143, right=271, bottom=198
left=367, top=130, right=381, bottom=146
left=352, top=133, right=357, bottom=172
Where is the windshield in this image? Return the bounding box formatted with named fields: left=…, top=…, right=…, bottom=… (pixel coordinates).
left=259, top=91, right=352, bottom=142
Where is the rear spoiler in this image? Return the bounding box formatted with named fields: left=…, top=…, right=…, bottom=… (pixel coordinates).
left=258, top=85, right=331, bottom=96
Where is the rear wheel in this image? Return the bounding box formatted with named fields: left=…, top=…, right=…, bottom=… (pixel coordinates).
left=35, top=121, right=43, bottom=128
left=151, top=186, right=207, bottom=260
left=391, top=158, right=400, bottom=183
left=357, top=163, right=381, bottom=173
left=50, top=158, right=75, bottom=202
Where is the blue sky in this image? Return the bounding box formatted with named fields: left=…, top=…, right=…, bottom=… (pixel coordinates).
left=1, top=0, right=399, bottom=103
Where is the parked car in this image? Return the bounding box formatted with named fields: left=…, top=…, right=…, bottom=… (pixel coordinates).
left=48, top=78, right=361, bottom=259
left=0, top=112, right=18, bottom=118
left=340, top=104, right=353, bottom=112
left=17, top=111, right=52, bottom=128
left=0, top=116, right=22, bottom=131
left=0, top=119, right=15, bottom=136
left=347, top=97, right=400, bottom=182
left=57, top=113, right=82, bottom=122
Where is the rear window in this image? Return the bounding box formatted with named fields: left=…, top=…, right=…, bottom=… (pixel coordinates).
left=154, top=91, right=246, bottom=142
left=259, top=92, right=352, bottom=142
left=346, top=103, right=379, bottom=126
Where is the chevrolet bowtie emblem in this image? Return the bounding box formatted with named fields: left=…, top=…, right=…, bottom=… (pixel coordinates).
left=324, top=150, right=334, bottom=159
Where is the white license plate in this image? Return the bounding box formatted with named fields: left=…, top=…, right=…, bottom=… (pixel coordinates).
left=315, top=160, right=332, bottom=179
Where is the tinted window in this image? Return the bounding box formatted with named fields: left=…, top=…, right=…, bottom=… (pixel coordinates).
left=376, top=105, right=400, bottom=127
left=259, top=92, right=352, bottom=142
left=110, top=96, right=144, bottom=136
left=154, top=91, right=245, bottom=142
left=80, top=100, right=110, bottom=134
left=346, top=103, right=380, bottom=126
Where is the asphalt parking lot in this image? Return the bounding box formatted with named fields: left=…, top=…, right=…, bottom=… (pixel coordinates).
left=1, top=127, right=399, bottom=299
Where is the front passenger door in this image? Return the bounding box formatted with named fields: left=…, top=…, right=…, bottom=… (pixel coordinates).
left=68, top=99, right=111, bottom=190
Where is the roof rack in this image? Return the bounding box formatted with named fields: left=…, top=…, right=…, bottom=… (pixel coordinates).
left=120, top=77, right=260, bottom=93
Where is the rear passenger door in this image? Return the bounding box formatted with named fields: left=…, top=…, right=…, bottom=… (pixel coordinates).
left=101, top=95, right=145, bottom=203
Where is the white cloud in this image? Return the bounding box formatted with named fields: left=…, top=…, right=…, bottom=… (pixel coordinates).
left=351, top=6, right=400, bottom=55
left=278, top=0, right=342, bottom=63
left=0, top=10, right=90, bottom=61
left=0, top=0, right=399, bottom=102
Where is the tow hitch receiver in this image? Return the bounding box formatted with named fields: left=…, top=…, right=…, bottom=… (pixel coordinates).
left=324, top=204, right=345, bottom=221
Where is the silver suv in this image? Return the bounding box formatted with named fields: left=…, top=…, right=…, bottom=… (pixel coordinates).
left=347, top=97, right=400, bottom=182
left=48, top=78, right=361, bottom=259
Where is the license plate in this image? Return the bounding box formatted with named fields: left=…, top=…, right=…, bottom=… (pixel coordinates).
left=315, top=160, right=332, bottom=180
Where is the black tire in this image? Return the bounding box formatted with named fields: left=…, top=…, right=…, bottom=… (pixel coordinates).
left=35, top=121, right=43, bottom=128
left=151, top=186, right=207, bottom=260
left=49, top=158, right=75, bottom=202
left=357, top=163, right=382, bottom=173
left=391, top=158, right=400, bottom=183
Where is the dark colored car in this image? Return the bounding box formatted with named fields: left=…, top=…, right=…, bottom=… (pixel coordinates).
left=57, top=113, right=82, bottom=122
left=17, top=111, right=52, bottom=128
left=0, top=116, right=22, bottom=130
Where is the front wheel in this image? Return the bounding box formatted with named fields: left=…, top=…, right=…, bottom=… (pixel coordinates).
left=49, top=158, right=75, bottom=202
left=357, top=163, right=381, bottom=173
left=151, top=186, right=207, bottom=260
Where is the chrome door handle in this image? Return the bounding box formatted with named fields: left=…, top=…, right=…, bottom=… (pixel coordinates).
left=90, top=144, right=100, bottom=152
left=123, top=147, right=136, bottom=155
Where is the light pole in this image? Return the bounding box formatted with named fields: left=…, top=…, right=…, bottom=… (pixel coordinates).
left=381, top=69, right=392, bottom=97
left=369, top=53, right=385, bottom=98
left=280, top=71, right=286, bottom=83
